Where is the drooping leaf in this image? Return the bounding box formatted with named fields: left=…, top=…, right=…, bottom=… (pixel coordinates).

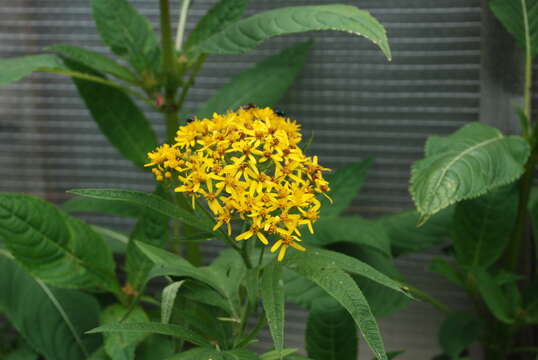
left=306, top=297, right=357, bottom=360
left=65, top=60, right=158, bottom=168
left=47, top=45, right=137, bottom=83
left=196, top=5, right=391, bottom=60
left=91, top=0, right=160, bottom=74
left=439, top=312, right=480, bottom=359
left=0, top=54, right=65, bottom=86
left=125, top=187, right=170, bottom=291
left=377, top=207, right=453, bottom=256
left=88, top=322, right=210, bottom=347
left=195, top=41, right=312, bottom=119
left=410, top=122, right=529, bottom=223
left=261, top=261, right=285, bottom=357
left=185, top=0, right=250, bottom=51
left=472, top=268, right=515, bottom=324
left=320, top=158, right=373, bottom=217
left=304, top=216, right=391, bottom=256
left=0, top=194, right=118, bottom=292
left=100, top=305, right=148, bottom=360
left=453, top=184, right=518, bottom=268
left=161, top=281, right=185, bottom=324
left=0, top=255, right=101, bottom=360
left=68, top=189, right=213, bottom=232
left=489, top=0, right=538, bottom=57
left=63, top=197, right=142, bottom=218
left=284, top=255, right=387, bottom=360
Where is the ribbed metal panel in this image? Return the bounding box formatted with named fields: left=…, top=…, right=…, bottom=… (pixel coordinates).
left=0, top=1, right=481, bottom=358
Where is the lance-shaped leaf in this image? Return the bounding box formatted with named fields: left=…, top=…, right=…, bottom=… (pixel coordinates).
left=472, top=268, right=515, bottom=324
left=125, top=187, right=170, bottom=292
left=63, top=197, right=142, bottom=218
left=306, top=297, right=357, bottom=360
left=196, top=5, right=391, bottom=60
left=0, top=194, right=118, bottom=292
left=489, top=0, right=538, bottom=57
left=47, top=45, right=137, bottom=83
left=68, top=189, right=213, bottom=231
left=185, top=0, right=250, bottom=51
left=283, top=254, right=388, bottom=360
left=195, top=41, right=312, bottom=119
left=100, top=305, right=148, bottom=360
left=88, top=322, right=210, bottom=347
left=91, top=0, right=160, bottom=74
left=65, top=60, right=158, bottom=168
left=453, top=184, right=518, bottom=268
left=261, top=261, right=285, bottom=357
left=319, top=158, right=373, bottom=217
left=410, top=122, right=529, bottom=224
left=378, top=207, right=453, bottom=256
left=161, top=281, right=185, bottom=324
left=0, top=54, right=65, bottom=87
left=0, top=254, right=101, bottom=360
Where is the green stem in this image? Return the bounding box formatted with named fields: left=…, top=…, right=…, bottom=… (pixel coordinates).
left=175, top=0, right=192, bottom=51
left=402, top=283, right=450, bottom=313
left=522, top=0, right=532, bottom=125
left=236, top=314, right=267, bottom=348
left=176, top=54, right=208, bottom=113
left=241, top=241, right=253, bottom=269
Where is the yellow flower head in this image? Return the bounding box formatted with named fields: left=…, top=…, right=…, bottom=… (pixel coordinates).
left=145, top=106, right=331, bottom=261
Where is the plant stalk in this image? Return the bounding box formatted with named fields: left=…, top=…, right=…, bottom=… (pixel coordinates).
left=175, top=0, right=192, bottom=51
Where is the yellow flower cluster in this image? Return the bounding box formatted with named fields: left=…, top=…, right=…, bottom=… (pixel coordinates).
left=145, top=106, right=331, bottom=261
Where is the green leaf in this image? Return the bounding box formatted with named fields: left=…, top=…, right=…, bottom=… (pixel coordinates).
left=320, top=159, right=373, bottom=217
left=472, top=268, right=515, bottom=324
left=0, top=54, right=65, bottom=87
left=283, top=254, right=387, bottom=360
left=528, top=187, right=538, bottom=251
left=489, top=0, right=538, bottom=57
left=65, top=60, right=158, bottom=168
left=167, top=347, right=259, bottom=360
left=428, top=258, right=464, bottom=288
left=195, top=41, right=312, bottom=119
left=63, top=197, right=142, bottom=218
left=5, top=347, right=38, bottom=360
left=304, top=216, right=391, bottom=256
left=196, top=5, right=391, bottom=60
left=88, top=322, right=210, bottom=347
left=47, top=45, right=137, bottom=83
left=0, top=193, right=118, bottom=292
left=136, top=335, right=175, bottom=360
left=453, top=184, right=518, bottom=268
left=161, top=281, right=185, bottom=324
left=261, top=261, right=285, bottom=357
left=91, top=225, right=128, bottom=254
left=100, top=305, right=148, bottom=360
left=410, top=122, right=529, bottom=223
left=283, top=269, right=326, bottom=309
left=372, top=352, right=405, bottom=360
left=0, top=254, right=101, bottom=360
left=306, top=297, right=357, bottom=360
left=261, top=349, right=299, bottom=360
left=185, top=0, right=250, bottom=51
left=125, top=187, right=170, bottom=291
left=377, top=207, right=453, bottom=256
left=439, top=312, right=480, bottom=359
left=91, top=0, right=160, bottom=74
left=68, top=189, right=213, bottom=232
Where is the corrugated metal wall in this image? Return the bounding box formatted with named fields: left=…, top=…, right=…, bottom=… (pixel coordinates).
left=0, top=0, right=483, bottom=358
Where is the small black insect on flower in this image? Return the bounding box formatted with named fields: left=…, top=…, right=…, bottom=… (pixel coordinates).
left=186, top=116, right=195, bottom=123
left=274, top=108, right=287, bottom=117
left=242, top=103, right=257, bottom=110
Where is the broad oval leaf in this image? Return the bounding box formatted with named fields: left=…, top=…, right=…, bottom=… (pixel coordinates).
left=0, top=254, right=101, bottom=360
left=319, top=159, right=373, bottom=217
left=100, top=305, right=148, bottom=360
left=47, top=45, right=137, bottom=83
left=261, top=261, right=285, bottom=357
left=453, top=184, right=518, bottom=268
left=410, top=122, right=529, bottom=223
left=64, top=59, right=158, bottom=168
left=283, top=254, right=388, bottom=360
left=0, top=54, right=65, bottom=87
left=91, top=0, right=160, bottom=74
left=0, top=193, right=118, bottom=292
left=185, top=0, right=250, bottom=51
left=306, top=297, right=357, bottom=360
left=489, top=0, right=538, bottom=57
left=196, top=5, right=391, bottom=60
left=195, top=41, right=312, bottom=119
left=88, top=322, right=210, bottom=347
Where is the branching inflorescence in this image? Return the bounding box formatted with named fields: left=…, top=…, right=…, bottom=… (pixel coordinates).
left=145, top=106, right=331, bottom=261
